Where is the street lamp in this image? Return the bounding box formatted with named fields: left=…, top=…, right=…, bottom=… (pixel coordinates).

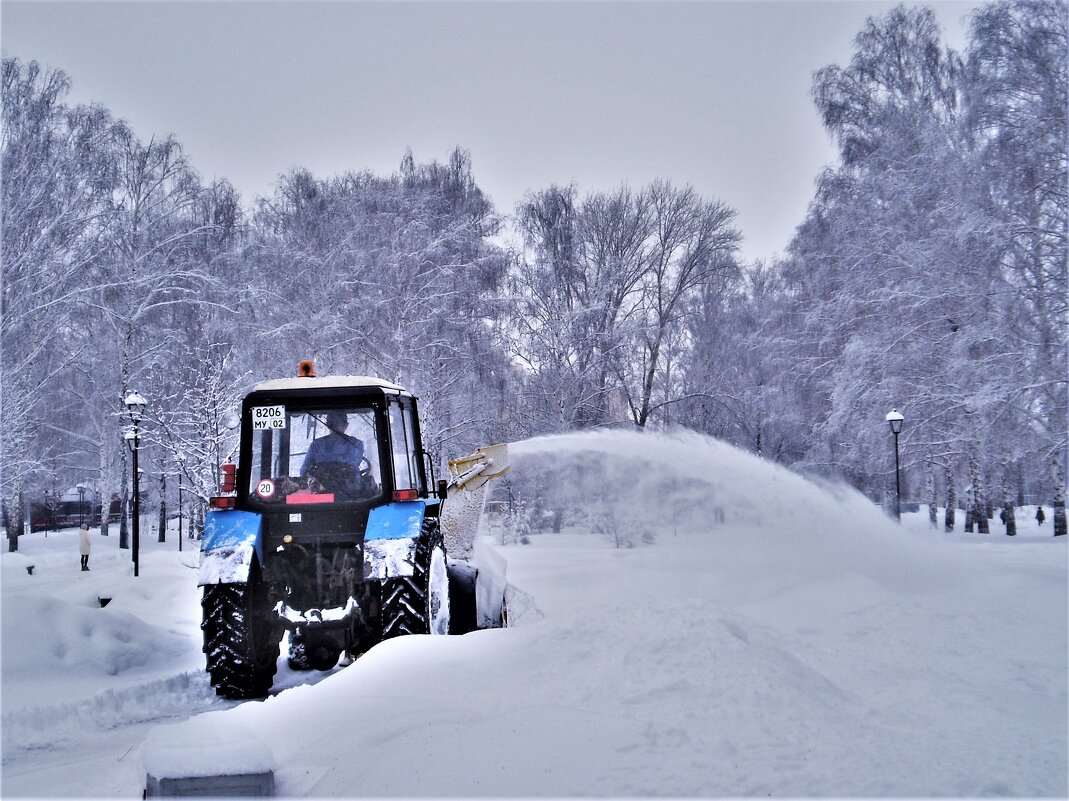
left=886, top=409, right=904, bottom=520
left=76, top=483, right=88, bottom=526
left=124, top=391, right=147, bottom=576
left=175, top=453, right=184, bottom=552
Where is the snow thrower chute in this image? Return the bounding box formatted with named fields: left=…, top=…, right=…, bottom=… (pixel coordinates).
left=447, top=443, right=511, bottom=492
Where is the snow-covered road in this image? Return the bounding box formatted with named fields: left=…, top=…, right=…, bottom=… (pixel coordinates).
left=2, top=430, right=1066, bottom=797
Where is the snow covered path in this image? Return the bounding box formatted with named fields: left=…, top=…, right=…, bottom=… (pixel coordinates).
left=2, top=430, right=1066, bottom=797
left=212, top=531, right=1064, bottom=798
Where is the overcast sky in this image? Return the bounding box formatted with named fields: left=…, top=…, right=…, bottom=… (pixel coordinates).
left=3, top=1, right=978, bottom=264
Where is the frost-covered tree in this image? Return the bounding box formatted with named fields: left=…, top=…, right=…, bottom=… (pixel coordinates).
left=1, top=58, right=119, bottom=545
left=78, top=130, right=230, bottom=545
left=966, top=0, right=1068, bottom=472
left=511, top=184, right=652, bottom=431
left=512, top=180, right=740, bottom=433
left=619, top=182, right=740, bottom=428
left=149, top=343, right=245, bottom=517
left=738, top=2, right=1067, bottom=502
left=681, top=260, right=801, bottom=460
left=246, top=148, right=509, bottom=462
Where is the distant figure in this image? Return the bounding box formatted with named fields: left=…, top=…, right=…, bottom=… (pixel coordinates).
left=79, top=523, right=91, bottom=571
left=1036, top=506, right=1046, bottom=526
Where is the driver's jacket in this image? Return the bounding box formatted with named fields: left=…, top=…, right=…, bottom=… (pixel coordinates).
left=300, top=433, right=365, bottom=477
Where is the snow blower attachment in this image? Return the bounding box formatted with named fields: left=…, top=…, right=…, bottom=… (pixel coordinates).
left=198, top=362, right=509, bottom=699
left=448, top=444, right=511, bottom=492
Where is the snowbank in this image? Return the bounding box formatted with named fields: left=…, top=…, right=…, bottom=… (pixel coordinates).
left=140, top=715, right=274, bottom=779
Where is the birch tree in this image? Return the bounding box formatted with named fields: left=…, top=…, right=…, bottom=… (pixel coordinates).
left=1, top=58, right=119, bottom=547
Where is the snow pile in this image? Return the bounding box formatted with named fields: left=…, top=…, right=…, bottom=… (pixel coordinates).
left=1, top=551, right=36, bottom=576
left=140, top=715, right=274, bottom=779
left=1, top=594, right=187, bottom=679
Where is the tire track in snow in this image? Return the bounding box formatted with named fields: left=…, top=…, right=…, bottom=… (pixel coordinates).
left=1, top=671, right=226, bottom=756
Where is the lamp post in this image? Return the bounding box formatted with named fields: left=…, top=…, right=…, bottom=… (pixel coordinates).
left=124, top=392, right=147, bottom=576
left=886, top=409, right=904, bottom=520
left=175, top=454, right=184, bottom=552
left=76, top=483, right=88, bottom=526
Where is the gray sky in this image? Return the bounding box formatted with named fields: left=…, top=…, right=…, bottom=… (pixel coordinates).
left=3, top=1, right=978, bottom=264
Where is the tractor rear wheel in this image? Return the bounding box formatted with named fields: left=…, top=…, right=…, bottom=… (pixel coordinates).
left=202, top=566, right=280, bottom=699
left=381, top=522, right=450, bottom=639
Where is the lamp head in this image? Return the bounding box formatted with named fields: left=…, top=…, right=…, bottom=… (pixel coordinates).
left=124, top=391, right=148, bottom=422
left=886, top=408, right=904, bottom=434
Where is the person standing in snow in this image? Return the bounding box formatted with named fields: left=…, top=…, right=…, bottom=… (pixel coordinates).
left=79, top=523, right=91, bottom=571
left=1036, top=506, right=1046, bottom=526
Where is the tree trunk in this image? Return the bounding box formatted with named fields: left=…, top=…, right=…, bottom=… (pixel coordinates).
left=158, top=474, right=167, bottom=543
left=1053, top=457, right=1067, bottom=537
left=119, top=484, right=130, bottom=549
left=970, top=452, right=989, bottom=534
left=1016, top=461, right=1025, bottom=508
left=99, top=494, right=110, bottom=537
left=193, top=503, right=205, bottom=540
left=98, top=441, right=110, bottom=536
left=6, top=492, right=23, bottom=552
left=1003, top=504, right=1016, bottom=536
left=926, top=464, right=937, bottom=529
left=944, top=465, right=956, bottom=532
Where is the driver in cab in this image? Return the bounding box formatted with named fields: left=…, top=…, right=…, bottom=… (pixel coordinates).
left=301, top=411, right=364, bottom=490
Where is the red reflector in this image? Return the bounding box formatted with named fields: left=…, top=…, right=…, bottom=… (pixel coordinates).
left=209, top=496, right=236, bottom=509
left=393, top=489, right=419, bottom=501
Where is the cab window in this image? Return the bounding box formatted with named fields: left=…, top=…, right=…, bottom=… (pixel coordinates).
left=389, top=402, right=421, bottom=493
left=248, top=405, right=382, bottom=505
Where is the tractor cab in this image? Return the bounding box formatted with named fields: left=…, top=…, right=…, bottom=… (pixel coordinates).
left=229, top=374, right=436, bottom=514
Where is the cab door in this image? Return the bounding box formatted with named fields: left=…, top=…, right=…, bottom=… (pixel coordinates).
left=386, top=397, right=427, bottom=500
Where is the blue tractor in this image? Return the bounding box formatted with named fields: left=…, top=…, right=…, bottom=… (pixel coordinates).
left=199, top=363, right=508, bottom=699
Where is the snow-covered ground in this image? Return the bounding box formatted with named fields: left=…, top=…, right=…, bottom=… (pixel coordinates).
left=2, top=430, right=1065, bottom=797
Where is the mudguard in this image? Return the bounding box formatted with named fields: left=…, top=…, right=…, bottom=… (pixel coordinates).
left=363, top=501, right=426, bottom=580
left=198, top=509, right=263, bottom=587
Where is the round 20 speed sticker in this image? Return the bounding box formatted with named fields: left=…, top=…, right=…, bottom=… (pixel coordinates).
left=256, top=479, right=275, bottom=499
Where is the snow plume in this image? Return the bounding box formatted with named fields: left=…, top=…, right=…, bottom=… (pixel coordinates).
left=509, top=428, right=954, bottom=588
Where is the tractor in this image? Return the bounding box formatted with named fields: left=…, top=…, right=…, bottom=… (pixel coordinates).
left=198, top=362, right=508, bottom=699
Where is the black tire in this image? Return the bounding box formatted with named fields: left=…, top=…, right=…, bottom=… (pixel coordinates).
left=201, top=566, right=280, bottom=699
left=381, top=520, right=450, bottom=639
